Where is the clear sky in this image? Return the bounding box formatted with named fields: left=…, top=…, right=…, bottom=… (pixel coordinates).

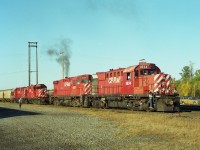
left=0, top=0, right=200, bottom=89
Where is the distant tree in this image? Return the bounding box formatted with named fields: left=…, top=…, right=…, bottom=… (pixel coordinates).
left=195, top=69, right=200, bottom=77
left=176, top=62, right=200, bottom=97
left=194, top=81, right=200, bottom=98
left=179, top=66, right=191, bottom=80
left=179, top=62, right=194, bottom=80
left=190, top=72, right=200, bottom=97
left=170, top=78, right=176, bottom=90
left=177, top=81, right=191, bottom=96
left=189, top=61, right=194, bottom=78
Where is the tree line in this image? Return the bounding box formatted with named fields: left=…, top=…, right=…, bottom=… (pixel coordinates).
left=175, top=62, right=200, bottom=98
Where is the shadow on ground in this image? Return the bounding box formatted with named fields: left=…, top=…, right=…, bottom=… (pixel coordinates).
left=0, top=107, right=41, bottom=119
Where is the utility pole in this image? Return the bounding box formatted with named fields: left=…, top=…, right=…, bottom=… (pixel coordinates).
left=60, top=51, right=64, bottom=79
left=28, top=42, right=38, bottom=86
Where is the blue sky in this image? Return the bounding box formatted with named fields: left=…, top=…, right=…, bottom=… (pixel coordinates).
left=0, top=0, right=200, bottom=89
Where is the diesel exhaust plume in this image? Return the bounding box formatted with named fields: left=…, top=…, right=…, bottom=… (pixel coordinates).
left=47, top=38, right=72, bottom=78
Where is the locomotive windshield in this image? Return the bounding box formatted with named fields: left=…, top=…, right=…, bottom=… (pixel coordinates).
left=139, top=69, right=160, bottom=76
left=81, top=75, right=92, bottom=83
left=148, top=70, right=155, bottom=75
left=35, top=84, right=47, bottom=89
left=134, top=63, right=161, bottom=77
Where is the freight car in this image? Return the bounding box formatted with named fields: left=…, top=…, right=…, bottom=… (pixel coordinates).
left=179, top=96, right=200, bottom=111
left=180, top=96, right=200, bottom=105
left=49, top=61, right=180, bottom=112
left=12, top=84, right=48, bottom=104
left=0, top=89, right=13, bottom=102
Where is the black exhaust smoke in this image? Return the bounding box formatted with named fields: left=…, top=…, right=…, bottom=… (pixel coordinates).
left=47, top=38, right=72, bottom=77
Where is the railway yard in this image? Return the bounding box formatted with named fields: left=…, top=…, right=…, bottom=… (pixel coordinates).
left=1, top=1, right=200, bottom=149
left=0, top=102, right=200, bottom=150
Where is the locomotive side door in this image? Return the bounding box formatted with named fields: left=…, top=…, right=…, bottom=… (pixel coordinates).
left=122, top=72, right=134, bottom=94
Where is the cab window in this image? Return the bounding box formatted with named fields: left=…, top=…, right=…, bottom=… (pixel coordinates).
left=135, top=70, right=138, bottom=77
left=140, top=70, right=147, bottom=75
left=126, top=72, right=131, bottom=80
left=114, top=72, right=116, bottom=77
left=148, top=70, right=155, bottom=75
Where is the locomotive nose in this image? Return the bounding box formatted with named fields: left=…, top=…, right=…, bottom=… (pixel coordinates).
left=38, top=88, right=47, bottom=98
left=154, top=73, right=171, bottom=94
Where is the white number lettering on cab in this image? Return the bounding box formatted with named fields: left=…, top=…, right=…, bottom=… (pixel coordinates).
left=64, top=82, right=71, bottom=86
left=126, top=81, right=131, bottom=85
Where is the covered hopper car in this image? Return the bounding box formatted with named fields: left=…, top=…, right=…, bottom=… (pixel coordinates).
left=0, top=89, right=13, bottom=102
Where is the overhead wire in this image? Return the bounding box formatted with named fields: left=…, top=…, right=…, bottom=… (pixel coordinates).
left=0, top=70, right=27, bottom=76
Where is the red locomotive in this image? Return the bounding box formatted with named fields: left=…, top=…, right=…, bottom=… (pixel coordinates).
left=50, top=61, right=179, bottom=112
left=12, top=84, right=48, bottom=104
left=53, top=74, right=92, bottom=96
left=96, top=62, right=171, bottom=95
left=50, top=74, right=92, bottom=106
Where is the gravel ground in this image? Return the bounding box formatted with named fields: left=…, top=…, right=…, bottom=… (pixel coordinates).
left=0, top=103, right=133, bottom=150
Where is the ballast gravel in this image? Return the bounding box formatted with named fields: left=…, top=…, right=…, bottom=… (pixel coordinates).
left=0, top=103, right=132, bottom=150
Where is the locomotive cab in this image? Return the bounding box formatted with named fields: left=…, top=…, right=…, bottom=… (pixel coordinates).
left=35, top=84, right=47, bottom=89
left=122, top=62, right=170, bottom=95
left=121, top=62, right=179, bottom=111
left=34, top=84, right=48, bottom=98
left=136, top=63, right=161, bottom=76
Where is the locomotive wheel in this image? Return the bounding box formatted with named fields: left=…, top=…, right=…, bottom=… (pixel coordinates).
left=93, top=100, right=107, bottom=109
left=24, top=99, right=28, bottom=104
left=37, top=100, right=41, bottom=105
left=32, top=100, right=37, bottom=104
left=101, top=101, right=108, bottom=109
left=53, top=99, right=59, bottom=106
left=71, top=100, right=81, bottom=107
left=104, top=101, right=109, bottom=109
left=83, top=99, right=90, bottom=107
left=94, top=100, right=100, bottom=108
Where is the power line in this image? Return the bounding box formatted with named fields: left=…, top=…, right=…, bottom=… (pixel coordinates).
left=0, top=70, right=27, bottom=76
